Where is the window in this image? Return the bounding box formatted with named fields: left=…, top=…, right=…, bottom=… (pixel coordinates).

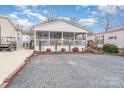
left=109, top=36, right=117, bottom=40
left=95, top=35, right=104, bottom=44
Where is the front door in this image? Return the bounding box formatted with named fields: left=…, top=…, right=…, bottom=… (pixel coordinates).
left=50, top=32, right=62, bottom=51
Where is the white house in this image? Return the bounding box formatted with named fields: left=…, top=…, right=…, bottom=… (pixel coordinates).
left=87, top=28, right=124, bottom=49
left=0, top=15, right=22, bottom=48
left=32, top=19, right=89, bottom=51
left=22, top=35, right=31, bottom=48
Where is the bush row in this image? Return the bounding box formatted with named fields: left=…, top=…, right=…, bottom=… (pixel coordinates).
left=103, top=43, right=119, bottom=53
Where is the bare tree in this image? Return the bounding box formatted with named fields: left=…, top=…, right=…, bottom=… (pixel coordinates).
left=45, top=11, right=59, bottom=22
left=70, top=17, right=79, bottom=23
left=15, top=24, right=23, bottom=32
left=100, top=9, right=124, bottom=32
left=100, top=13, right=114, bottom=32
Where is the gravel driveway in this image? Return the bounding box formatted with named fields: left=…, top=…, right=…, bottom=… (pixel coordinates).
left=10, top=54, right=124, bottom=88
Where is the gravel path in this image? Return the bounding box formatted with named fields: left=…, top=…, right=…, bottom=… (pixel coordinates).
left=10, top=54, right=124, bottom=88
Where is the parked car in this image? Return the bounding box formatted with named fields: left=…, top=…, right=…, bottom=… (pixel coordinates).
left=0, top=41, right=16, bottom=52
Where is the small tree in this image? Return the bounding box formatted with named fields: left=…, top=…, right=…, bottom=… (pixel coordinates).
left=69, top=43, right=71, bottom=52
left=55, top=40, right=58, bottom=51
left=45, top=11, right=58, bottom=22
left=39, top=40, right=41, bottom=51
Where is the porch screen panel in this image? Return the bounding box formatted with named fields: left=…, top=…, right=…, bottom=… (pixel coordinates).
left=63, top=32, right=74, bottom=40
left=50, top=39, right=62, bottom=45
left=37, top=32, right=49, bottom=39
left=75, top=40, right=83, bottom=45
left=75, top=33, right=85, bottom=40
left=36, top=39, right=49, bottom=46
left=50, top=32, right=62, bottom=39
left=63, top=40, right=74, bottom=45
left=41, top=40, right=49, bottom=46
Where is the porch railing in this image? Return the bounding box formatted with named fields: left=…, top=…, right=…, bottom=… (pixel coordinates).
left=36, top=39, right=86, bottom=46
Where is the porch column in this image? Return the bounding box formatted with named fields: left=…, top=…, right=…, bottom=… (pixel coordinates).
left=74, top=32, right=75, bottom=46
left=34, top=29, right=36, bottom=50
left=62, top=32, right=63, bottom=45
left=82, top=33, right=84, bottom=46
left=48, top=32, right=50, bottom=46
left=85, top=33, right=87, bottom=47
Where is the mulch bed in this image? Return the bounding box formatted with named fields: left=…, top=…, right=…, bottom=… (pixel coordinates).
left=33, top=51, right=90, bottom=56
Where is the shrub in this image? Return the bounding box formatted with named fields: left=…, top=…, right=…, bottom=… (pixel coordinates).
left=72, top=47, right=79, bottom=52
left=69, top=44, right=71, bottom=52
left=103, top=44, right=119, bottom=53
left=55, top=43, right=57, bottom=51
left=61, top=48, right=66, bottom=52
left=39, top=40, right=41, bottom=51
left=46, top=48, right=51, bottom=52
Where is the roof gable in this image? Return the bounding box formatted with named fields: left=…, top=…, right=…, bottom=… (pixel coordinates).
left=0, top=15, right=19, bottom=32
left=33, top=19, right=88, bottom=33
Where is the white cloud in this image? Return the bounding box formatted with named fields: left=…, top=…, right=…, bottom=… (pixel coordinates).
left=78, top=18, right=97, bottom=26
left=76, top=5, right=89, bottom=11
left=90, top=11, right=98, bottom=15
left=31, top=5, right=39, bottom=8
left=97, top=6, right=118, bottom=15
left=9, top=12, right=19, bottom=19
left=118, top=5, right=124, bottom=10
left=23, top=10, right=47, bottom=21
left=15, top=5, right=29, bottom=11
left=15, top=19, right=33, bottom=31
left=14, top=5, right=47, bottom=21
left=81, top=5, right=90, bottom=8
left=43, top=10, right=49, bottom=14
left=76, top=6, right=80, bottom=11
left=16, top=19, right=32, bottom=26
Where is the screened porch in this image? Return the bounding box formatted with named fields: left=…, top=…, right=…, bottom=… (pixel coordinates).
left=36, top=31, right=86, bottom=47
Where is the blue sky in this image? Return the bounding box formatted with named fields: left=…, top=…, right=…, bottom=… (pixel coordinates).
left=0, top=5, right=124, bottom=32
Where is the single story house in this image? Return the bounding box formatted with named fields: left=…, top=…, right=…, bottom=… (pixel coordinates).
left=0, top=15, right=22, bottom=48
left=87, top=28, right=124, bottom=49
left=32, top=19, right=89, bottom=51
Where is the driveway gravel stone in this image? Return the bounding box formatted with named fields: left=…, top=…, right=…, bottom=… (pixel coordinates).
left=10, top=54, right=124, bottom=88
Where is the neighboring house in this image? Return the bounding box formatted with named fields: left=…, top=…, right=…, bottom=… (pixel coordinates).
left=0, top=15, right=22, bottom=48
left=87, top=28, right=124, bottom=48
left=22, top=35, right=31, bottom=48
left=32, top=19, right=89, bottom=51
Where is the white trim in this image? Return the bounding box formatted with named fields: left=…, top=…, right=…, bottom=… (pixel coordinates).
left=34, top=29, right=36, bottom=50
left=33, top=19, right=89, bottom=32
left=62, top=32, right=63, bottom=45
left=48, top=32, right=50, bottom=46
left=74, top=32, right=75, bottom=46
